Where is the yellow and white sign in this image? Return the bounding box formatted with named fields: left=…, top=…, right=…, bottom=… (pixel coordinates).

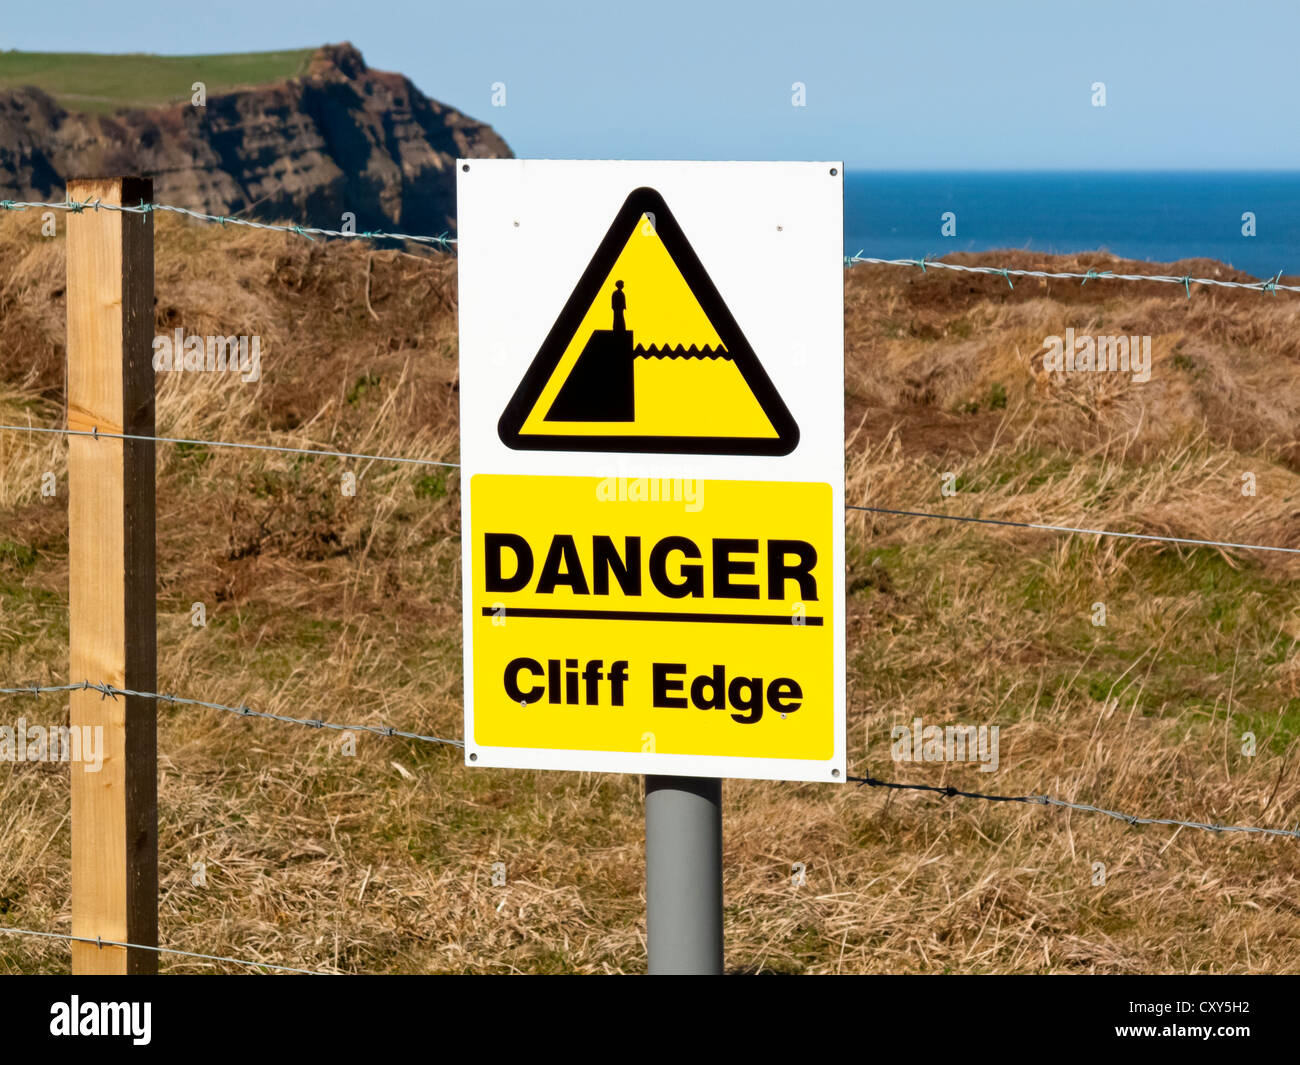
left=458, top=161, right=844, bottom=782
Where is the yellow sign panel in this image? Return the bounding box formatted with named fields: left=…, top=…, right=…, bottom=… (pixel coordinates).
left=497, top=187, right=799, bottom=456
left=470, top=475, right=833, bottom=760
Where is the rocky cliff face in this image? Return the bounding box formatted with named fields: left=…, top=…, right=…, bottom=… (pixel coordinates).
left=0, top=43, right=511, bottom=235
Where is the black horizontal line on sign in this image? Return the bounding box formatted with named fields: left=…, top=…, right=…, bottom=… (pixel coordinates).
left=480, top=607, right=824, bottom=626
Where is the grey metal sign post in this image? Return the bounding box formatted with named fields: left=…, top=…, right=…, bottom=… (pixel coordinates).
left=645, top=775, right=723, bottom=974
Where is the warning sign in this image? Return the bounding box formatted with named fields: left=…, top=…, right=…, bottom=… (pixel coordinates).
left=471, top=476, right=833, bottom=760
left=498, top=188, right=798, bottom=455
left=457, top=161, right=844, bottom=783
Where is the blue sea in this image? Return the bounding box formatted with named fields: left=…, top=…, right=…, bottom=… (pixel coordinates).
left=844, top=172, right=1300, bottom=280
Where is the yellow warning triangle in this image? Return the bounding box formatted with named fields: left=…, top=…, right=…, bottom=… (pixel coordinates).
left=498, top=187, right=799, bottom=456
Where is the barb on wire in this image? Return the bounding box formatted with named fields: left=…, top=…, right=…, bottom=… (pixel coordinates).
left=0, top=681, right=463, bottom=749
left=0, top=199, right=456, bottom=250
left=845, top=253, right=1300, bottom=295
left=847, top=776, right=1300, bottom=840
left=0, top=925, right=326, bottom=974
left=0, top=423, right=458, bottom=470
left=849, top=504, right=1300, bottom=556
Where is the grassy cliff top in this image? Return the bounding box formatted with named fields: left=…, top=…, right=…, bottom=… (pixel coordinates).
left=0, top=48, right=314, bottom=112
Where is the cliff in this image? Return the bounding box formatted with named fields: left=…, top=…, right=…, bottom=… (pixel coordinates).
left=0, top=43, right=512, bottom=235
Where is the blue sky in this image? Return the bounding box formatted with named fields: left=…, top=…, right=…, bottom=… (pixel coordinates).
left=6, top=0, right=1298, bottom=169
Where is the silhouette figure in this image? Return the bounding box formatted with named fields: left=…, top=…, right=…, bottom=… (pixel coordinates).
left=612, top=280, right=627, bottom=332
left=544, top=278, right=729, bottom=424
left=546, top=280, right=636, bottom=422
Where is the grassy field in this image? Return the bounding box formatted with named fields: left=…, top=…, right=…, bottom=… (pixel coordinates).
left=0, top=49, right=314, bottom=112
left=1, top=212, right=1299, bottom=973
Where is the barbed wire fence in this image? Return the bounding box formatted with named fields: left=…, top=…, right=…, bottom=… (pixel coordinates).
left=3, top=198, right=1298, bottom=297
left=843, top=252, right=1300, bottom=296
left=1, top=680, right=1295, bottom=840
left=0, top=198, right=457, bottom=249
left=1, top=194, right=1297, bottom=973
left=0, top=926, right=328, bottom=975
left=0, top=681, right=464, bottom=747
left=4, top=423, right=1299, bottom=556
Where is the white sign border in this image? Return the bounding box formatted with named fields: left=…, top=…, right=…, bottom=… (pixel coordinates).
left=457, top=160, right=846, bottom=784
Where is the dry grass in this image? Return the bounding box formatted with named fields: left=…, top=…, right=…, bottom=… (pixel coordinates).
left=1, top=214, right=1299, bottom=973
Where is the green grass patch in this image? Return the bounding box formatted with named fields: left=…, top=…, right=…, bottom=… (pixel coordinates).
left=0, top=49, right=314, bottom=113
left=413, top=472, right=448, bottom=501
left=0, top=539, right=38, bottom=572
left=346, top=372, right=382, bottom=406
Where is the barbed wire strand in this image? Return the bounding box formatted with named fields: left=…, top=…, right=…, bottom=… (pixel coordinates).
left=848, top=504, right=1300, bottom=556
left=0, top=925, right=325, bottom=974
left=0, top=423, right=458, bottom=470
left=2, top=198, right=1294, bottom=296
left=2, top=424, right=1298, bottom=556
left=0, top=198, right=455, bottom=249
left=844, top=253, right=1299, bottom=295
left=0, top=681, right=463, bottom=748
left=847, top=776, right=1300, bottom=840
left=1, top=681, right=1294, bottom=840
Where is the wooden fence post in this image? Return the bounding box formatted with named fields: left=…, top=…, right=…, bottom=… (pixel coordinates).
left=66, top=176, right=157, bottom=974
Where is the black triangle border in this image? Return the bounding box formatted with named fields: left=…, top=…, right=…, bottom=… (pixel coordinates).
left=497, top=187, right=800, bottom=456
